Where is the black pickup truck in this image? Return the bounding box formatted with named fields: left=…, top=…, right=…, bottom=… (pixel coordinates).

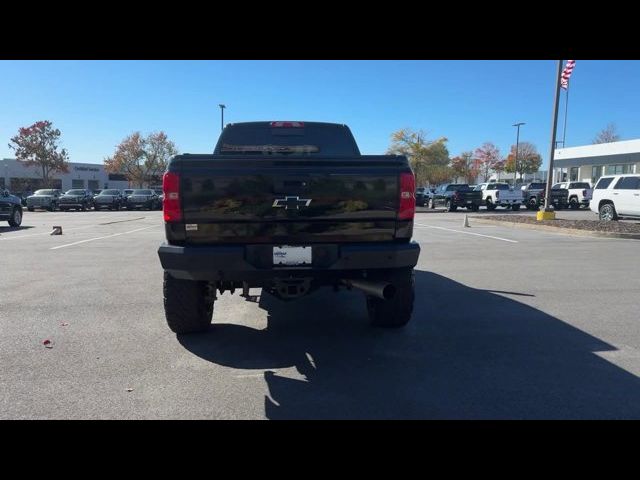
left=429, top=183, right=482, bottom=211
left=522, top=182, right=568, bottom=210
left=157, top=121, right=421, bottom=333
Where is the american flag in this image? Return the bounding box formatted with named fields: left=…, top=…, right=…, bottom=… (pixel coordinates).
left=561, top=60, right=576, bottom=89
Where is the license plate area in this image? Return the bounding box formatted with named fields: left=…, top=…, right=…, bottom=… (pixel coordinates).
left=273, top=245, right=312, bottom=266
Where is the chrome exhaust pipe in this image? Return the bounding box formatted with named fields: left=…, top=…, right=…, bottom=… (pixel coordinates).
left=343, top=279, right=396, bottom=300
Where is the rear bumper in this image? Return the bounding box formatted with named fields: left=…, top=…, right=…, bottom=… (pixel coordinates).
left=158, top=241, right=421, bottom=282
left=454, top=199, right=481, bottom=206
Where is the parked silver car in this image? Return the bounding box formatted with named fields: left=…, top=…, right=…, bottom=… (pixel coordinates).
left=26, top=189, right=62, bottom=212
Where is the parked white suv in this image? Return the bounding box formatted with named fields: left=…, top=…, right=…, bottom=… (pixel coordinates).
left=552, top=181, right=593, bottom=209
left=591, top=174, right=640, bottom=221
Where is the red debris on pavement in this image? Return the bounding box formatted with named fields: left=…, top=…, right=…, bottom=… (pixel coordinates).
left=43, top=339, right=53, bottom=348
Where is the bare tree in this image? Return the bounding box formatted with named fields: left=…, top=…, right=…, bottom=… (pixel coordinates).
left=592, top=123, right=620, bottom=144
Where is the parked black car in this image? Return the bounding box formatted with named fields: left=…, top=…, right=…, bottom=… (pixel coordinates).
left=415, top=187, right=433, bottom=207
left=126, top=189, right=160, bottom=210
left=1, top=189, right=23, bottom=227
left=93, top=189, right=125, bottom=210
left=522, top=182, right=568, bottom=210
left=121, top=189, right=134, bottom=208
left=429, top=183, right=482, bottom=211
left=59, top=189, right=94, bottom=211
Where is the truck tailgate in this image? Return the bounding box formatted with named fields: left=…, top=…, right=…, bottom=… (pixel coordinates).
left=178, top=156, right=405, bottom=244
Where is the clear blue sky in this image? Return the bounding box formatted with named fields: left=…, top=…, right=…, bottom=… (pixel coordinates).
left=2, top=60, right=639, bottom=169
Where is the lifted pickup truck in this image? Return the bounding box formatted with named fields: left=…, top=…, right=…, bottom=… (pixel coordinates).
left=157, top=121, right=421, bottom=333
left=429, top=183, right=482, bottom=211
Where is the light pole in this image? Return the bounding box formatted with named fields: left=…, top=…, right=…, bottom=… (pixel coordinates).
left=219, top=104, right=226, bottom=132
left=513, top=122, right=525, bottom=185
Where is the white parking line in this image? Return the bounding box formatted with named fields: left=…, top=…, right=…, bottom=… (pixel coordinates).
left=1, top=223, right=106, bottom=241
left=50, top=226, right=157, bottom=250
left=415, top=223, right=518, bottom=243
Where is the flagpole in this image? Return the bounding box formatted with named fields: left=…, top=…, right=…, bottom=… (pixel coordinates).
left=562, top=79, right=570, bottom=147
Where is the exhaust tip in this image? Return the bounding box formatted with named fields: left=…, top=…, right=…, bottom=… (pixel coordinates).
left=382, top=284, right=397, bottom=300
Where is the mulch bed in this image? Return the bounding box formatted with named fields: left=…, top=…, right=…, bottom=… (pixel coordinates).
left=474, top=215, right=640, bottom=234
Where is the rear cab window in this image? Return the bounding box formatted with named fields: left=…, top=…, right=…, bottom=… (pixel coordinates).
left=446, top=184, right=469, bottom=191
left=569, top=182, right=591, bottom=189
left=214, top=122, right=361, bottom=156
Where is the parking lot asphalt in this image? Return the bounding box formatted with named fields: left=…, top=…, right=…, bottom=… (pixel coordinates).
left=2, top=209, right=640, bottom=419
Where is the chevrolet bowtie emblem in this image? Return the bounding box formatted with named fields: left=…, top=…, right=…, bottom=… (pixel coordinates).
left=272, top=196, right=312, bottom=210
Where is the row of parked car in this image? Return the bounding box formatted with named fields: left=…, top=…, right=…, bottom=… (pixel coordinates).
left=21, top=188, right=164, bottom=212
left=416, top=175, right=640, bottom=221
left=416, top=181, right=594, bottom=212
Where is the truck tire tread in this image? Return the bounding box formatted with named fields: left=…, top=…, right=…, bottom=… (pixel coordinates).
left=163, top=272, right=214, bottom=334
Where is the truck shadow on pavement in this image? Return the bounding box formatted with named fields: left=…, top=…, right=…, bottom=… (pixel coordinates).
left=0, top=225, right=34, bottom=233
left=178, top=270, right=640, bottom=419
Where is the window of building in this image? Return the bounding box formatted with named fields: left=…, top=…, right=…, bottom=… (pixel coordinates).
left=72, top=179, right=85, bottom=188
left=605, top=164, right=635, bottom=175
left=569, top=167, right=579, bottom=181
left=592, top=166, right=603, bottom=184
left=88, top=180, right=100, bottom=192
left=614, top=176, right=640, bottom=190
left=108, top=173, right=127, bottom=181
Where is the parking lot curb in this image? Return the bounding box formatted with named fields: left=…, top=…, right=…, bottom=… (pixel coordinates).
left=469, top=217, right=640, bottom=240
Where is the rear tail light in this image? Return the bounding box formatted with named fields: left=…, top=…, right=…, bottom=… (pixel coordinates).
left=399, top=172, right=416, bottom=220
left=583, top=189, right=587, bottom=197
left=495, top=191, right=500, bottom=199
left=163, top=171, right=182, bottom=222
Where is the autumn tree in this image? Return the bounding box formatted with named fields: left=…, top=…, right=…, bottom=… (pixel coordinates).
left=104, top=131, right=178, bottom=187
left=387, top=128, right=452, bottom=186
left=8, top=120, right=70, bottom=187
left=504, top=141, right=543, bottom=181
left=493, top=159, right=506, bottom=181
left=451, top=151, right=480, bottom=183
left=592, top=123, right=620, bottom=144
left=474, top=142, right=502, bottom=182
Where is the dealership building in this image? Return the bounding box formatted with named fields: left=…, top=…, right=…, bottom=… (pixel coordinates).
left=552, top=139, right=640, bottom=185
left=1, top=158, right=130, bottom=193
